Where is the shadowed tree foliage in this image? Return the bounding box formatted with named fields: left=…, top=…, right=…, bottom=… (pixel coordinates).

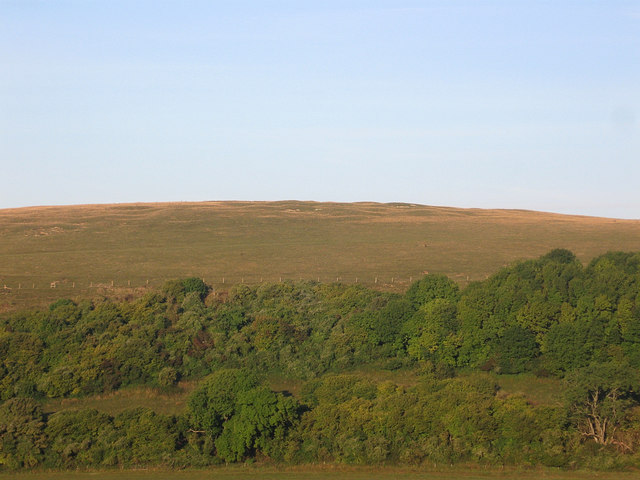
left=45, top=409, right=115, bottom=467
left=0, top=398, right=47, bottom=469
left=566, top=361, right=640, bottom=448
left=496, top=325, right=539, bottom=374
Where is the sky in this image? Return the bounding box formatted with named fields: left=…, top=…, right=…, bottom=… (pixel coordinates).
left=1, top=1, right=639, bottom=219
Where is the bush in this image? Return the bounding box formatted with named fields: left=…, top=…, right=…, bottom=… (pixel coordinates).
left=182, top=278, right=210, bottom=301
left=0, top=398, right=47, bottom=469
left=158, top=367, right=180, bottom=388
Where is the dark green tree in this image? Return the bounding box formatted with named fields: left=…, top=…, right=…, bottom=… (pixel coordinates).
left=112, top=408, right=179, bottom=465
left=214, top=386, right=299, bottom=462
left=187, top=369, right=258, bottom=441
left=0, top=398, right=47, bottom=469
left=496, top=325, right=539, bottom=374
left=182, top=278, right=210, bottom=301
left=45, top=409, right=116, bottom=467
left=566, top=361, right=640, bottom=447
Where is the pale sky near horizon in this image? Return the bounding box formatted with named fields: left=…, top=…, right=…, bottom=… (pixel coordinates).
left=1, top=1, right=639, bottom=218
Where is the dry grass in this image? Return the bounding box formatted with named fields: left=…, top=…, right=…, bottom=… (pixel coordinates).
left=2, top=201, right=640, bottom=311
left=42, top=381, right=198, bottom=416
left=2, top=465, right=639, bottom=480
left=492, top=373, right=564, bottom=406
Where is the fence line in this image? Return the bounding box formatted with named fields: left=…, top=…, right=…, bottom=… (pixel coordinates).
left=0, top=274, right=444, bottom=293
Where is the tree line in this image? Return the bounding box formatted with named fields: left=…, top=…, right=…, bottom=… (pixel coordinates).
left=2, top=249, right=640, bottom=469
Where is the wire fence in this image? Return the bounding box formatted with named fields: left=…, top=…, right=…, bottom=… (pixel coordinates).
left=0, top=274, right=430, bottom=293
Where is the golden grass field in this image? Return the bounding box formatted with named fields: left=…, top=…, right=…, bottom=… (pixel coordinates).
left=2, top=465, right=639, bottom=480
left=2, top=200, right=640, bottom=311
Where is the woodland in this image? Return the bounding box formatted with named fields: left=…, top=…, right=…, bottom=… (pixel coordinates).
left=2, top=249, right=640, bottom=470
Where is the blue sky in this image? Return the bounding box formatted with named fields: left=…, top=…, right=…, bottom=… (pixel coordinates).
left=1, top=1, right=639, bottom=218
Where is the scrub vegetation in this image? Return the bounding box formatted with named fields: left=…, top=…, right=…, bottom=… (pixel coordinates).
left=2, top=249, right=640, bottom=472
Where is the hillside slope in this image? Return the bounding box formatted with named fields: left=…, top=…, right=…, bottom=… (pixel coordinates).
left=1, top=201, right=640, bottom=310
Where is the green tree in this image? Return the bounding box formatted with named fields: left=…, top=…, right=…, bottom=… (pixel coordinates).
left=112, top=408, right=179, bottom=465
left=542, top=322, right=588, bottom=373
left=214, top=386, right=299, bottom=462
left=0, top=332, right=44, bottom=401
left=158, top=367, right=180, bottom=388
left=496, top=325, right=539, bottom=374
left=541, top=248, right=577, bottom=265
left=372, top=298, right=413, bottom=347
left=566, top=361, right=640, bottom=447
left=45, top=409, right=116, bottom=467
left=405, top=274, right=460, bottom=309
left=0, top=398, right=47, bottom=469
left=187, top=369, right=258, bottom=440
left=403, top=299, right=459, bottom=365
left=182, top=277, right=210, bottom=301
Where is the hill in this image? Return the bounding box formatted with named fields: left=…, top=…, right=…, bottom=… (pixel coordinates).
left=1, top=200, right=640, bottom=311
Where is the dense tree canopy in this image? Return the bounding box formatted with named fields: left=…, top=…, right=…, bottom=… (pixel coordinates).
left=2, top=250, right=640, bottom=470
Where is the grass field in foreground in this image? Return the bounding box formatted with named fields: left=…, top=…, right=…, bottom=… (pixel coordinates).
left=2, top=201, right=640, bottom=312
left=2, top=466, right=639, bottom=480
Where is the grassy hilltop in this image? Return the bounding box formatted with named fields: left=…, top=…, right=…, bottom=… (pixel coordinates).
left=1, top=200, right=640, bottom=311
